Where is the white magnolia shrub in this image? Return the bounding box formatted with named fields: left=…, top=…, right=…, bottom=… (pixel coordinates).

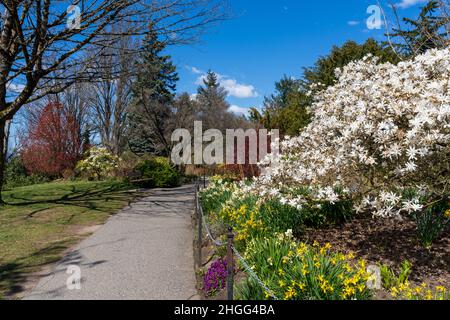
left=249, top=47, right=450, bottom=218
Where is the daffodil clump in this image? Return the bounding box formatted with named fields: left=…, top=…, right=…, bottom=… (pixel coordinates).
left=237, top=231, right=372, bottom=300
left=219, top=205, right=265, bottom=242
left=200, top=176, right=239, bottom=215
left=391, top=282, right=449, bottom=300
left=201, top=178, right=305, bottom=248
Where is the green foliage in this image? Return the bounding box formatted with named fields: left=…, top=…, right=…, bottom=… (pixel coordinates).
left=200, top=177, right=236, bottom=215
left=76, top=147, right=120, bottom=180
left=300, top=201, right=354, bottom=228
left=133, top=22, right=179, bottom=104
left=235, top=233, right=372, bottom=300
left=303, top=38, right=400, bottom=88
left=134, top=157, right=180, bottom=188
left=379, top=260, right=412, bottom=290
left=258, top=199, right=304, bottom=235
left=3, top=156, right=49, bottom=189
left=235, top=277, right=267, bottom=300
left=196, top=70, right=242, bottom=131
left=128, top=22, right=179, bottom=156
left=251, top=76, right=311, bottom=136
left=253, top=39, right=399, bottom=136
left=197, top=71, right=227, bottom=105
left=201, top=179, right=353, bottom=250
left=391, top=282, right=449, bottom=300
left=390, top=0, right=448, bottom=56
left=413, top=200, right=450, bottom=248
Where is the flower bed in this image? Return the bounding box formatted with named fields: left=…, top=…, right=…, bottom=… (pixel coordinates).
left=200, top=177, right=449, bottom=300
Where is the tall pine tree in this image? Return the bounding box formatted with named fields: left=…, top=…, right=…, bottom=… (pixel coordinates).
left=390, top=0, right=448, bottom=56
left=128, top=23, right=179, bottom=156
left=196, top=70, right=233, bottom=131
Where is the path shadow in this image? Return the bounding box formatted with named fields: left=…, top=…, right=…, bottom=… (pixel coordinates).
left=0, top=239, right=75, bottom=297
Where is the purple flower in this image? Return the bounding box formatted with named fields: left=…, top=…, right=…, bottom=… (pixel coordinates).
left=204, top=258, right=228, bottom=295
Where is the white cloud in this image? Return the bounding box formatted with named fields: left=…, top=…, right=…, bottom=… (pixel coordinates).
left=190, top=93, right=198, bottom=101
left=395, top=0, right=427, bottom=9
left=190, top=66, right=203, bottom=74
left=220, top=78, right=258, bottom=98
left=229, top=105, right=250, bottom=116
left=347, top=20, right=360, bottom=26
left=195, top=72, right=258, bottom=99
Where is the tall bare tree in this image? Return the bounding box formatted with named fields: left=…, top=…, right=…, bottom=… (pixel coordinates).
left=88, top=25, right=136, bottom=155
left=0, top=0, right=228, bottom=203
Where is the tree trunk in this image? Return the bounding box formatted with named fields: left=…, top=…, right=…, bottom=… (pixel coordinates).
left=0, top=119, right=6, bottom=204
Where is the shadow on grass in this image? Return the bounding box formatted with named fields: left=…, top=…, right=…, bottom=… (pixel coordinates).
left=5, top=183, right=144, bottom=216
left=0, top=238, right=76, bottom=298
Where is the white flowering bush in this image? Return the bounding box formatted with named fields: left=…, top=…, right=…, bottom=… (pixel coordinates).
left=76, top=147, right=120, bottom=180
left=251, top=47, right=450, bottom=219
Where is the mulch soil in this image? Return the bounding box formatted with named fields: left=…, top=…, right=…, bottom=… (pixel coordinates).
left=299, top=217, right=450, bottom=290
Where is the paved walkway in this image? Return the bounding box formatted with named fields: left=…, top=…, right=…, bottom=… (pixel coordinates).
left=24, top=185, right=198, bottom=300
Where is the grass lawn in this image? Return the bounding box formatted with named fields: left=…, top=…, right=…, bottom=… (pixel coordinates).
left=0, top=180, right=143, bottom=299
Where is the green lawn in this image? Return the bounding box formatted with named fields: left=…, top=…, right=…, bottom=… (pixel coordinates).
left=0, top=180, right=143, bottom=299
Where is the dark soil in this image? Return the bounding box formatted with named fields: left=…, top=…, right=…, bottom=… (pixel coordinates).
left=299, top=217, right=450, bottom=288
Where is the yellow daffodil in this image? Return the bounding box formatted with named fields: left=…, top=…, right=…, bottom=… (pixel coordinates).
left=444, top=209, right=450, bottom=219
left=436, top=286, right=446, bottom=293
left=298, top=282, right=306, bottom=291
left=284, top=287, right=297, bottom=300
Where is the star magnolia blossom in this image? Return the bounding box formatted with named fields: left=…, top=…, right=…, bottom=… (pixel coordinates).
left=249, top=47, right=450, bottom=218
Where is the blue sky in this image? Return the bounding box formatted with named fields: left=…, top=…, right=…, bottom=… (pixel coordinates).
left=169, top=0, right=429, bottom=114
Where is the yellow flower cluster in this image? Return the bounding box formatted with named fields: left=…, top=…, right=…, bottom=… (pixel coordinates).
left=283, top=279, right=307, bottom=300
left=341, top=260, right=370, bottom=299
left=318, top=275, right=334, bottom=294
left=391, top=282, right=448, bottom=300
left=220, top=205, right=265, bottom=242
left=271, top=239, right=371, bottom=300
left=443, top=202, right=450, bottom=218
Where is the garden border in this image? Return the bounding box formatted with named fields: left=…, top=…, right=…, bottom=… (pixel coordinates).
left=194, top=181, right=279, bottom=300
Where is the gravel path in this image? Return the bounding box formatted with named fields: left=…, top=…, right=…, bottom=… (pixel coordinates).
left=24, top=185, right=199, bottom=300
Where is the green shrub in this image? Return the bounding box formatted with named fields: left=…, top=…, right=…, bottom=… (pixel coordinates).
left=235, top=232, right=372, bottom=300
left=413, top=200, right=450, bottom=249
left=3, top=156, right=49, bottom=189
left=289, top=187, right=354, bottom=227
left=134, top=157, right=180, bottom=188
left=258, top=199, right=304, bottom=235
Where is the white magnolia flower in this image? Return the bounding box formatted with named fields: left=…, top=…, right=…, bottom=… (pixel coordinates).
left=247, top=47, right=450, bottom=219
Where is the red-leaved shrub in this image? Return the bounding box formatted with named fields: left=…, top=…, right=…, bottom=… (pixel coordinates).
left=21, top=102, right=84, bottom=177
